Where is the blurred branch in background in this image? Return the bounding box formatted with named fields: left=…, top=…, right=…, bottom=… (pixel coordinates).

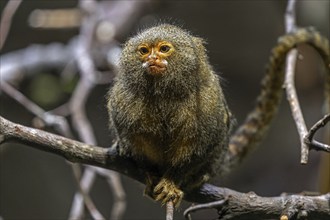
left=1, top=0, right=153, bottom=219
left=0, top=0, right=22, bottom=50
left=28, top=8, right=82, bottom=29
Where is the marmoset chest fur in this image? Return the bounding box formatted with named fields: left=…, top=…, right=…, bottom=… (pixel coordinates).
left=107, top=24, right=233, bottom=206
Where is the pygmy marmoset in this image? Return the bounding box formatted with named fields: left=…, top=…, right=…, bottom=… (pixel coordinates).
left=107, top=24, right=233, bottom=207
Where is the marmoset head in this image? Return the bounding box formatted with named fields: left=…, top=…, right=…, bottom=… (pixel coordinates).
left=118, top=24, right=210, bottom=97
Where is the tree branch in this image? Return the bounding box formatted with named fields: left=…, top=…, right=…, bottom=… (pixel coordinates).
left=0, top=116, right=107, bottom=166
left=1, top=116, right=329, bottom=219
left=0, top=0, right=22, bottom=50
left=283, top=0, right=330, bottom=164
left=284, top=48, right=311, bottom=164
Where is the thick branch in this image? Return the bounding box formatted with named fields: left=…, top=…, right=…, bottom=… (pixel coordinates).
left=195, top=189, right=330, bottom=220
left=185, top=189, right=330, bottom=220
left=0, top=116, right=107, bottom=166
left=1, top=116, right=329, bottom=219
left=0, top=116, right=142, bottom=180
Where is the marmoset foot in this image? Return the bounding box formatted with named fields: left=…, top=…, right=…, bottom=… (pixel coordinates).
left=153, top=178, right=183, bottom=208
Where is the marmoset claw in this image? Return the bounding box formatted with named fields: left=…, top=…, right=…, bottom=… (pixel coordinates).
left=153, top=178, right=183, bottom=208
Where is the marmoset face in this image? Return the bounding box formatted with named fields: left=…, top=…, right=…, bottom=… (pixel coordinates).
left=119, top=24, right=200, bottom=79
left=138, top=41, right=174, bottom=76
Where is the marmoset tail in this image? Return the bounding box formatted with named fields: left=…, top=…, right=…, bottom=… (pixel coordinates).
left=107, top=24, right=233, bottom=207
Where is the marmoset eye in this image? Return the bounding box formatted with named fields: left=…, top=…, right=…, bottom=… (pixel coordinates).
left=159, top=45, right=171, bottom=53
left=138, top=46, right=149, bottom=55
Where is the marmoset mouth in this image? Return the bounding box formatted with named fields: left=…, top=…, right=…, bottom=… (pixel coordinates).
left=143, top=60, right=167, bottom=75
left=148, top=64, right=166, bottom=74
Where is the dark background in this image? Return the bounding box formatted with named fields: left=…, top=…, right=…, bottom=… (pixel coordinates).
left=1, top=0, right=329, bottom=219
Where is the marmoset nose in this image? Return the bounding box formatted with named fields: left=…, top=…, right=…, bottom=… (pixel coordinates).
left=148, top=49, right=159, bottom=60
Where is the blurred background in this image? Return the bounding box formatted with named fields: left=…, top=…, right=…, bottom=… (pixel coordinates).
left=0, top=0, right=329, bottom=219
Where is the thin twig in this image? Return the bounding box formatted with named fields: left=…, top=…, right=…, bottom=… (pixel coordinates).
left=304, top=114, right=330, bottom=152
left=306, top=114, right=330, bottom=140
left=166, top=201, right=174, bottom=220
left=0, top=0, right=22, bottom=50
left=184, top=200, right=227, bottom=220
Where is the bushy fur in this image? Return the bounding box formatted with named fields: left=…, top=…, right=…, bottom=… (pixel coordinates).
left=107, top=24, right=233, bottom=202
